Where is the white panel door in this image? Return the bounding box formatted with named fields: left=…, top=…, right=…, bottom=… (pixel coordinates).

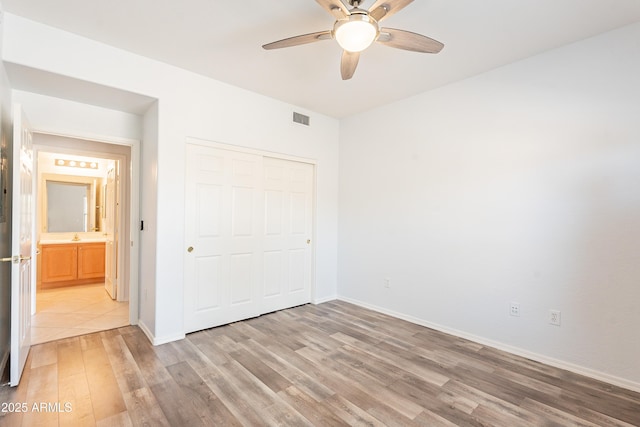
left=184, top=144, right=263, bottom=333
left=104, top=165, right=117, bottom=299
left=262, top=157, right=314, bottom=313
left=10, top=105, right=34, bottom=386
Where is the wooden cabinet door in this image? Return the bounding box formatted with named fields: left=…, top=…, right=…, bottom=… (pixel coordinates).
left=41, top=244, right=77, bottom=283
left=77, top=243, right=106, bottom=279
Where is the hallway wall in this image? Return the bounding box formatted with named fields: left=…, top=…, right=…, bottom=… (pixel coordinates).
left=12, top=91, right=142, bottom=141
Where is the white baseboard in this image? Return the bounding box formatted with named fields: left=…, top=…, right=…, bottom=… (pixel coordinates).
left=137, top=320, right=155, bottom=344
left=137, top=320, right=186, bottom=346
left=313, top=294, right=338, bottom=305
left=153, top=334, right=186, bottom=346
left=336, top=296, right=640, bottom=394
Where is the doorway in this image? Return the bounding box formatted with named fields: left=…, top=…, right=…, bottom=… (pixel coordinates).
left=32, top=135, right=133, bottom=344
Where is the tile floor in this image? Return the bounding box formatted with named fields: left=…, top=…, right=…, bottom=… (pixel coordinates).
left=31, top=283, right=129, bottom=345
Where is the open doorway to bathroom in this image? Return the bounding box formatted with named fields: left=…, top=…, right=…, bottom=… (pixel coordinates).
left=32, top=134, right=132, bottom=344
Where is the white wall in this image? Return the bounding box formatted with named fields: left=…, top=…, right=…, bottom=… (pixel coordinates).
left=2, top=13, right=340, bottom=344
left=139, top=101, right=158, bottom=334
left=12, top=90, right=143, bottom=141
left=338, top=23, right=640, bottom=390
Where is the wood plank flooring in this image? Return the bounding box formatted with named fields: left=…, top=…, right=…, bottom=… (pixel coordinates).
left=1, top=300, right=639, bottom=426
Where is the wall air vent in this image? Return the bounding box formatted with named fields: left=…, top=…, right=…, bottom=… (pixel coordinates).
left=293, top=112, right=310, bottom=126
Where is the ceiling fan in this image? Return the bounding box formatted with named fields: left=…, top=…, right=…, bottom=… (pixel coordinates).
left=262, top=0, right=444, bottom=80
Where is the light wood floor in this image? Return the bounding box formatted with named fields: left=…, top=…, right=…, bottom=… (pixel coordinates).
left=1, top=301, right=639, bottom=426
left=32, top=283, right=129, bottom=345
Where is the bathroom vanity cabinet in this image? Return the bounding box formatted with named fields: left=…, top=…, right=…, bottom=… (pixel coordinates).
left=40, top=242, right=106, bottom=289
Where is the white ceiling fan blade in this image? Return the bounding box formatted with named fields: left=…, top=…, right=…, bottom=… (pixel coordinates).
left=262, top=31, right=332, bottom=50
left=316, top=0, right=350, bottom=19
left=377, top=28, right=444, bottom=53
left=369, top=0, right=414, bottom=22
left=340, top=50, right=360, bottom=80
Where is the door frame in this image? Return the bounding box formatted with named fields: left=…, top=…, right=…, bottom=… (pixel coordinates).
left=184, top=137, right=318, bottom=326
left=31, top=130, right=140, bottom=324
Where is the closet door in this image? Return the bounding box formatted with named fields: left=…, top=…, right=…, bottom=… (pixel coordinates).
left=262, top=157, right=314, bottom=313
left=184, top=144, right=264, bottom=333
left=184, top=144, right=315, bottom=333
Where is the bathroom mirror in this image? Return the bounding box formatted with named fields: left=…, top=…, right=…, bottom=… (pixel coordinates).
left=42, top=174, right=101, bottom=233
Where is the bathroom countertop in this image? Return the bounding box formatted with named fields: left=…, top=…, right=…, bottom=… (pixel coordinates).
left=39, top=238, right=107, bottom=245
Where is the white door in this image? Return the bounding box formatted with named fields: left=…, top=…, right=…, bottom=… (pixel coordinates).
left=104, top=165, right=117, bottom=299
left=10, top=105, right=34, bottom=386
left=184, top=144, right=264, bottom=333
left=262, top=157, right=314, bottom=313
left=184, top=144, right=315, bottom=333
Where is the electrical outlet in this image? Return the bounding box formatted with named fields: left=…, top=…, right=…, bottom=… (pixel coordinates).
left=384, top=278, right=391, bottom=288
left=509, top=302, right=520, bottom=317
left=549, top=310, right=561, bottom=326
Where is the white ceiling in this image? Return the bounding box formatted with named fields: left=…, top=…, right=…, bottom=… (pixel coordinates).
left=3, top=0, right=640, bottom=118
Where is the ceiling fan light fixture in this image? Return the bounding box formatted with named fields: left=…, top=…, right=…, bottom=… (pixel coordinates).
left=262, top=0, right=444, bottom=80
left=334, top=13, right=378, bottom=53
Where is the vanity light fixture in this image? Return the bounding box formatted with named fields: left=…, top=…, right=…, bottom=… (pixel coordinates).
left=55, top=158, right=99, bottom=169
